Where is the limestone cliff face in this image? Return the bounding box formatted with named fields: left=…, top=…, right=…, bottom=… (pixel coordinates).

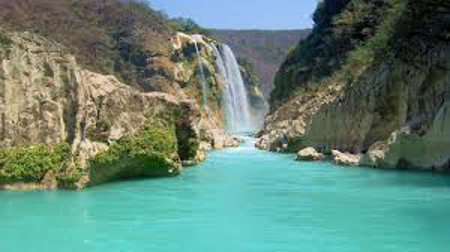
left=0, top=31, right=236, bottom=189
left=148, top=32, right=239, bottom=148
left=258, top=0, right=450, bottom=171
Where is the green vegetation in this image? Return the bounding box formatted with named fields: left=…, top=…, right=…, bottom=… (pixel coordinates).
left=43, top=62, right=53, bottom=77
left=89, top=125, right=179, bottom=185
left=332, top=0, right=409, bottom=92
left=87, top=120, right=111, bottom=142
left=0, top=32, right=12, bottom=47
left=270, top=0, right=397, bottom=106
left=56, top=169, right=83, bottom=188
left=238, top=58, right=266, bottom=109
left=0, top=31, right=13, bottom=57
left=176, top=132, right=200, bottom=162
left=345, top=0, right=408, bottom=70
left=238, top=58, right=261, bottom=88
left=169, top=18, right=211, bottom=35
left=146, top=108, right=200, bottom=164
left=0, top=143, right=70, bottom=183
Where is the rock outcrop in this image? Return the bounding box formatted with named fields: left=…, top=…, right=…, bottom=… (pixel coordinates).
left=0, top=30, right=239, bottom=190
left=331, top=150, right=361, bottom=167
left=258, top=0, right=450, bottom=171
left=296, top=147, right=325, bottom=161
left=238, top=58, right=268, bottom=129
left=167, top=32, right=239, bottom=149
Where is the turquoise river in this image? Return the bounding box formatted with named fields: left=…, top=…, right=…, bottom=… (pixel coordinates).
left=1, top=138, right=450, bottom=251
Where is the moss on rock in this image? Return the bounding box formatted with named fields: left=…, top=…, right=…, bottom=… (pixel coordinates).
left=89, top=125, right=180, bottom=185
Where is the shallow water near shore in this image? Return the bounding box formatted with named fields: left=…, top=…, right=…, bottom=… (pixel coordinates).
left=1, top=138, right=450, bottom=251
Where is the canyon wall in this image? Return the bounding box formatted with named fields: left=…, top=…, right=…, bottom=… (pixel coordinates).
left=258, top=0, right=450, bottom=171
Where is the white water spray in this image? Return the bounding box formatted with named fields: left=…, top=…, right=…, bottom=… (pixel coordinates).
left=212, top=44, right=253, bottom=133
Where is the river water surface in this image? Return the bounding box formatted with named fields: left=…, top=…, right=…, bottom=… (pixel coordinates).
left=1, top=139, right=450, bottom=251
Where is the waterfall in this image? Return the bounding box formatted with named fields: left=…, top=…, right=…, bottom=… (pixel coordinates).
left=193, top=40, right=209, bottom=107
left=212, top=44, right=253, bottom=133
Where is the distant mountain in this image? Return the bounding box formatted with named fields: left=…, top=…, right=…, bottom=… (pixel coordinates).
left=212, top=29, right=311, bottom=97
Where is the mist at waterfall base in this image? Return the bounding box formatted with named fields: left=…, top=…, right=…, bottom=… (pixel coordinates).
left=212, top=44, right=257, bottom=134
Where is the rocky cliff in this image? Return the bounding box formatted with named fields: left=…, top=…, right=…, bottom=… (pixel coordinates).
left=160, top=32, right=239, bottom=148
left=258, top=0, right=450, bottom=171
left=238, top=58, right=267, bottom=128
left=0, top=29, right=237, bottom=190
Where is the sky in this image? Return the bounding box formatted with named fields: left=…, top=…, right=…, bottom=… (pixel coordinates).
left=147, top=0, right=318, bottom=30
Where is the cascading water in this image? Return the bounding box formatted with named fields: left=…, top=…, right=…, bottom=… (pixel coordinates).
left=212, top=44, right=253, bottom=133
left=193, top=40, right=209, bottom=107
left=212, top=45, right=235, bottom=130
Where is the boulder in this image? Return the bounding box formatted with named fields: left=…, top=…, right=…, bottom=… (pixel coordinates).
left=255, top=135, right=270, bottom=150
left=331, top=150, right=361, bottom=166
left=223, top=136, right=240, bottom=148
left=360, top=141, right=392, bottom=168
left=210, top=130, right=240, bottom=149
left=296, top=147, right=325, bottom=161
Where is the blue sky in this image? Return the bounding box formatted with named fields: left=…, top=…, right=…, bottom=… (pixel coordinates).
left=147, top=0, right=318, bottom=30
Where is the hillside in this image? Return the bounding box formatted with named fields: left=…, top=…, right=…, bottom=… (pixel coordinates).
left=0, top=0, right=209, bottom=92
left=212, top=29, right=310, bottom=97
left=258, top=0, right=450, bottom=171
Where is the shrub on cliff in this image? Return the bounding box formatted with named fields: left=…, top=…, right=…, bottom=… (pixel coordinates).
left=0, top=32, right=12, bottom=47
left=238, top=58, right=266, bottom=109
left=0, top=143, right=70, bottom=183
left=169, top=18, right=211, bottom=36
left=270, top=0, right=391, bottom=106
left=89, top=125, right=180, bottom=185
